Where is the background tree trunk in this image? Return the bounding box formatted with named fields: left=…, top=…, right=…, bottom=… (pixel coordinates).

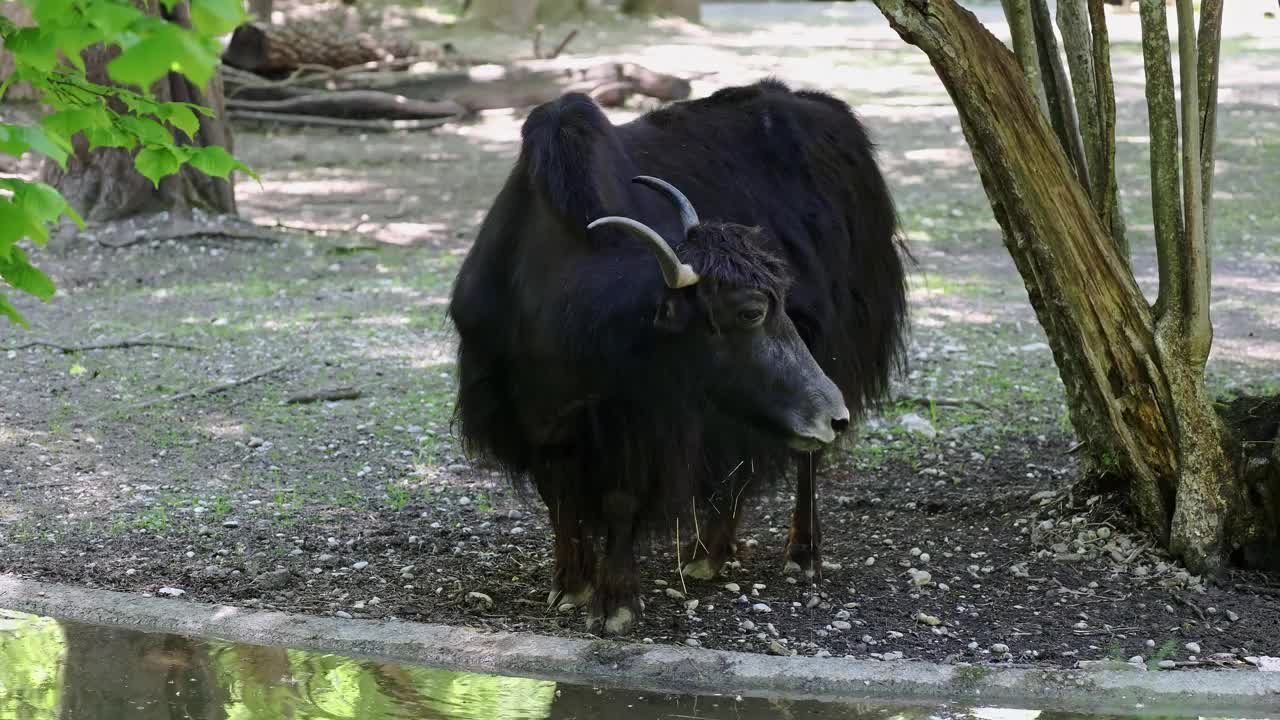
left=621, top=0, right=700, bottom=21
left=466, top=0, right=587, bottom=29
left=0, top=2, right=39, bottom=102
left=870, top=0, right=1276, bottom=574
left=42, top=2, right=236, bottom=223
left=249, top=0, right=274, bottom=24
left=60, top=622, right=227, bottom=720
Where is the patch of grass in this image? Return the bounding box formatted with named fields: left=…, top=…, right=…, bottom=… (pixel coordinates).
left=133, top=506, right=170, bottom=533
left=386, top=481, right=411, bottom=511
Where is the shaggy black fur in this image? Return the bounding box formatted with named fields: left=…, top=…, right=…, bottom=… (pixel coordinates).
left=447, top=79, right=909, bottom=586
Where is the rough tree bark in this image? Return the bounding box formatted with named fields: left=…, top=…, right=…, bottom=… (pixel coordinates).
left=42, top=2, right=236, bottom=223
left=870, top=0, right=1276, bottom=574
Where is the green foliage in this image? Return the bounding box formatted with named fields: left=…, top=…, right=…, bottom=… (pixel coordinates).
left=0, top=0, right=256, bottom=328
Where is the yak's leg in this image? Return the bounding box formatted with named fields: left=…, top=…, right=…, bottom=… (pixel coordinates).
left=784, top=451, right=822, bottom=579
left=536, top=478, right=595, bottom=609
left=680, top=498, right=744, bottom=581
left=587, top=491, right=642, bottom=635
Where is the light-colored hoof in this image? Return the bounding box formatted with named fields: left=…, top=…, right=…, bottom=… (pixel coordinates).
left=680, top=557, right=721, bottom=581
left=604, top=607, right=635, bottom=635
left=783, top=559, right=817, bottom=579
left=547, top=585, right=593, bottom=609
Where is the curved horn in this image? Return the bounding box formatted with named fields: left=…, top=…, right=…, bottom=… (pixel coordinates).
left=588, top=216, right=700, bottom=289
left=632, top=175, right=699, bottom=235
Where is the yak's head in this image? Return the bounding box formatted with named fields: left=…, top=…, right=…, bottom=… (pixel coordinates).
left=589, top=176, right=850, bottom=451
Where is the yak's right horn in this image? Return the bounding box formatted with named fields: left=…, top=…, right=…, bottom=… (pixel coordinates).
left=632, top=176, right=700, bottom=236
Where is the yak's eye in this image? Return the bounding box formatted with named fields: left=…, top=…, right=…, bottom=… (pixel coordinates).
left=738, top=306, right=767, bottom=327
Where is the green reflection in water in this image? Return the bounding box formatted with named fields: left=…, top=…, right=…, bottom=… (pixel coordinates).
left=1, top=610, right=555, bottom=720
left=0, top=611, right=66, bottom=720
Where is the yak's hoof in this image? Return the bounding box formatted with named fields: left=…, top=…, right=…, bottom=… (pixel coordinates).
left=680, top=557, right=722, bottom=581
left=586, top=597, right=643, bottom=635
left=547, top=584, right=594, bottom=610
left=783, top=544, right=820, bottom=580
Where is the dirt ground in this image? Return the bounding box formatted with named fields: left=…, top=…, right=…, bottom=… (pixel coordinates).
left=2, top=2, right=1279, bottom=669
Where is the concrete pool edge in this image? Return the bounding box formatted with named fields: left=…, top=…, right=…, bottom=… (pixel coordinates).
left=2, top=574, right=1277, bottom=716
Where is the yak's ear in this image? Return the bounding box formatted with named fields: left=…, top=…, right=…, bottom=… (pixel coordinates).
left=654, top=293, right=691, bottom=333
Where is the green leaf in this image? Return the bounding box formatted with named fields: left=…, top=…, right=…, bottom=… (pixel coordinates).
left=85, top=125, right=136, bottom=150
left=156, top=103, right=200, bottom=139
left=190, top=0, right=246, bottom=36
left=86, top=1, right=146, bottom=35
left=118, top=116, right=173, bottom=146
left=69, top=362, right=87, bottom=376
left=0, top=246, right=57, bottom=302
left=5, top=27, right=59, bottom=73
left=187, top=145, right=254, bottom=180
left=0, top=201, right=34, bottom=259
left=13, top=180, right=84, bottom=230
left=54, top=26, right=106, bottom=72
left=107, top=25, right=218, bottom=89
left=0, top=293, right=29, bottom=329
left=0, top=124, right=70, bottom=168
left=30, top=0, right=79, bottom=27
left=134, top=145, right=182, bottom=187
left=42, top=106, right=108, bottom=145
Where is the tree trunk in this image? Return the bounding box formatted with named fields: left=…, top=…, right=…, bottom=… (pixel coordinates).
left=59, top=621, right=227, bottom=720
left=249, top=0, right=273, bottom=24
left=41, top=2, right=237, bottom=223
left=0, top=2, right=38, bottom=102
left=466, top=0, right=587, bottom=29
left=870, top=0, right=1276, bottom=574
left=621, top=0, right=700, bottom=22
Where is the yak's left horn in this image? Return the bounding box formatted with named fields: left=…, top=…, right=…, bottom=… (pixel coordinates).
left=588, top=216, right=700, bottom=289
left=632, top=176, right=699, bottom=236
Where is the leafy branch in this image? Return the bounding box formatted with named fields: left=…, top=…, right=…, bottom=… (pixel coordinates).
left=0, top=0, right=258, bottom=329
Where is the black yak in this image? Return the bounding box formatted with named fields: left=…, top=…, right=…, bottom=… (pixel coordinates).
left=447, top=79, right=909, bottom=635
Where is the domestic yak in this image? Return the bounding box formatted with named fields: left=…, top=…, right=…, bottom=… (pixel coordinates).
left=447, top=79, right=909, bottom=635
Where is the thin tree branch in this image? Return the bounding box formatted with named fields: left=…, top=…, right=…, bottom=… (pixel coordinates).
left=1001, top=0, right=1051, bottom=116
left=95, top=364, right=288, bottom=421
left=1088, top=0, right=1128, bottom=261
left=1174, top=0, right=1210, bottom=367
left=1196, top=0, right=1224, bottom=248
left=1138, top=0, right=1185, bottom=321
left=1057, top=0, right=1102, bottom=204
left=1031, top=0, right=1089, bottom=189
left=1, top=337, right=203, bottom=352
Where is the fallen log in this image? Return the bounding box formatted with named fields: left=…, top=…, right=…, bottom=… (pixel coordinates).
left=222, top=60, right=691, bottom=115
left=221, top=20, right=440, bottom=76
left=226, top=91, right=464, bottom=120
left=226, top=111, right=455, bottom=133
